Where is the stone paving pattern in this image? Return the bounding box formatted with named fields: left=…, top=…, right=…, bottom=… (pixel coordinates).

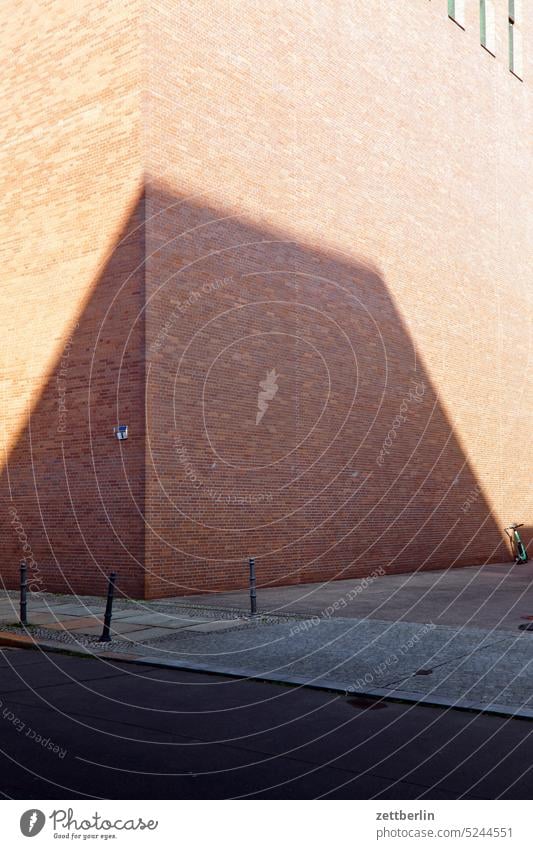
left=1, top=562, right=532, bottom=718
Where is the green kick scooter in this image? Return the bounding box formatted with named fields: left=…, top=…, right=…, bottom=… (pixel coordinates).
left=504, top=523, right=529, bottom=564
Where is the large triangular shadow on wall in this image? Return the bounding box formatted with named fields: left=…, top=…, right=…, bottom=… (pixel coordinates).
left=0, top=185, right=511, bottom=599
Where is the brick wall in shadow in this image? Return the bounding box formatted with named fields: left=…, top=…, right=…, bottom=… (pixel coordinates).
left=144, top=186, right=507, bottom=597
left=0, top=186, right=514, bottom=598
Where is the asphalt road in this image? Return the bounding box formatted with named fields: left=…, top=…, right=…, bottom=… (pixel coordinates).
left=0, top=648, right=532, bottom=799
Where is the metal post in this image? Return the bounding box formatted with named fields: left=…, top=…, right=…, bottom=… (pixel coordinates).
left=249, top=558, right=257, bottom=616
left=99, top=572, right=118, bottom=642
left=20, top=560, right=28, bottom=626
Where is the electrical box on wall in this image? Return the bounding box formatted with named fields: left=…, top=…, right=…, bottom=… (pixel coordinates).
left=114, top=425, right=128, bottom=441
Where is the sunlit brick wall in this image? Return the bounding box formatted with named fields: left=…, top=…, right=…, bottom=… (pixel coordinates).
left=0, top=0, right=145, bottom=597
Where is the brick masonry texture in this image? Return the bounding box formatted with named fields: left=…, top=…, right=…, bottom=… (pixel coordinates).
left=1, top=1, right=532, bottom=598
left=0, top=0, right=145, bottom=597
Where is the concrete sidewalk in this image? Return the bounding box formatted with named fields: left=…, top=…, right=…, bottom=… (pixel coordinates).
left=180, top=561, right=533, bottom=632
left=0, top=592, right=250, bottom=642
left=1, top=561, right=533, bottom=720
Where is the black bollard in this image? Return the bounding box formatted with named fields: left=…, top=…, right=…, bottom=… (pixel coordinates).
left=99, top=572, right=118, bottom=643
left=20, top=560, right=28, bottom=626
left=249, top=557, right=257, bottom=616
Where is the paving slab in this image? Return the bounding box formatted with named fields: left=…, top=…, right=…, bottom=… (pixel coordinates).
left=46, top=616, right=100, bottom=630
left=0, top=613, right=20, bottom=624
left=118, top=627, right=182, bottom=642
left=181, top=619, right=248, bottom=633
left=67, top=625, right=174, bottom=641
left=89, top=609, right=150, bottom=621
left=24, top=603, right=106, bottom=616
left=114, top=613, right=207, bottom=628
left=107, top=621, right=165, bottom=636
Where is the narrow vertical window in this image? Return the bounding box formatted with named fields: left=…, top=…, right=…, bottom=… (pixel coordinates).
left=448, top=0, right=465, bottom=28
left=509, top=0, right=523, bottom=78
left=480, top=0, right=496, bottom=54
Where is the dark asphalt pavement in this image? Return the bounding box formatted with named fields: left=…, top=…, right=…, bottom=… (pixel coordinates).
left=0, top=648, right=532, bottom=799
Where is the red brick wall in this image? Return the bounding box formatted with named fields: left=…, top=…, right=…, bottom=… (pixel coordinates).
left=1, top=1, right=531, bottom=600
left=144, top=0, right=532, bottom=596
